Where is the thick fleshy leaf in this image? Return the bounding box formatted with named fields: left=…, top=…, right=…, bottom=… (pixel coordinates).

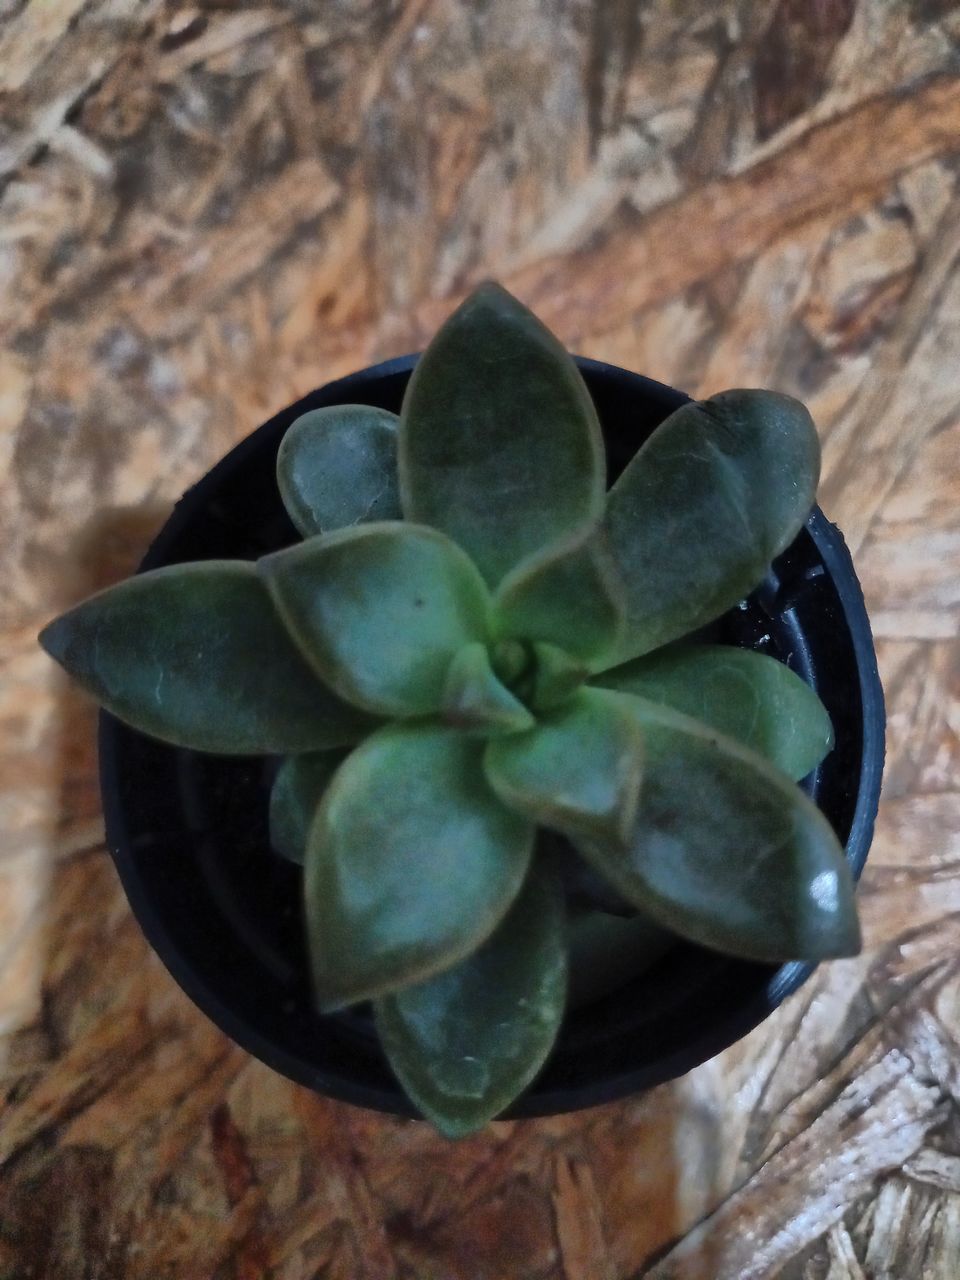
left=399, top=282, right=605, bottom=586
left=442, top=643, right=535, bottom=736
left=577, top=693, right=860, bottom=963
left=38, top=562, right=374, bottom=754
left=596, top=643, right=833, bottom=780
left=260, top=523, right=491, bottom=717
left=375, top=867, right=566, bottom=1137
left=276, top=405, right=401, bottom=537
left=485, top=688, right=644, bottom=847
left=602, top=390, right=821, bottom=662
left=269, top=751, right=345, bottom=864
left=529, top=642, right=588, bottom=713
left=493, top=528, right=625, bottom=665
left=567, top=910, right=674, bottom=1009
left=305, top=724, right=534, bottom=1009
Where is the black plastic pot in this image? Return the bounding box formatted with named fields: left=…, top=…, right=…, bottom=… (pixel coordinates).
left=100, top=355, right=885, bottom=1119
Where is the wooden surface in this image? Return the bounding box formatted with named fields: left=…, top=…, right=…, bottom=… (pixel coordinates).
left=2, top=1, right=960, bottom=1276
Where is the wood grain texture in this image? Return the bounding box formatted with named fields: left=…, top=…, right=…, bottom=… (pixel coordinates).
left=2, top=0, right=959, bottom=1275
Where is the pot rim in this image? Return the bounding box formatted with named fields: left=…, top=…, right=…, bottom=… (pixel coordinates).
left=100, top=353, right=885, bottom=1118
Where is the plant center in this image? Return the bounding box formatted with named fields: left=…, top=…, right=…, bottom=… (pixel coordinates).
left=488, top=638, right=588, bottom=714
left=489, top=638, right=535, bottom=701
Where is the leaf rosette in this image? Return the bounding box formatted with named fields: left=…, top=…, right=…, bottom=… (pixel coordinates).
left=40, top=283, right=856, bottom=1136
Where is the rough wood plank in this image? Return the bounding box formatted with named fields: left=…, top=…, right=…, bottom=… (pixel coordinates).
left=457, top=74, right=960, bottom=345
left=641, top=1054, right=945, bottom=1280
left=2, top=1, right=960, bottom=1276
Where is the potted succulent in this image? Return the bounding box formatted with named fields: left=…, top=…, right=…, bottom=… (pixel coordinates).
left=40, top=284, right=884, bottom=1137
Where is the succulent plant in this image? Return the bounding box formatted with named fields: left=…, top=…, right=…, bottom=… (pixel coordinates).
left=39, top=283, right=859, bottom=1137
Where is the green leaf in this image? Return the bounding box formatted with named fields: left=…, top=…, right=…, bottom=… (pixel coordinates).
left=269, top=752, right=345, bottom=865
left=399, top=282, right=605, bottom=587
left=485, top=688, right=644, bottom=848
left=529, top=642, right=588, bottom=713
left=576, top=693, right=860, bottom=963
left=375, top=867, right=566, bottom=1137
left=305, top=724, right=534, bottom=1009
left=596, top=643, right=833, bottom=780
left=276, top=405, right=401, bottom=538
left=602, top=390, right=821, bottom=662
left=442, top=643, right=535, bottom=736
left=567, top=910, right=674, bottom=1009
left=260, top=523, right=491, bottom=717
left=38, top=562, right=375, bottom=754
left=493, top=527, right=625, bottom=666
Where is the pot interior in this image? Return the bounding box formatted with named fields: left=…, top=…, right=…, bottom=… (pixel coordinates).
left=101, top=356, right=876, bottom=1117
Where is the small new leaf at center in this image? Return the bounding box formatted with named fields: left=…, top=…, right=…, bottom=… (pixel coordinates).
left=442, top=643, right=535, bottom=736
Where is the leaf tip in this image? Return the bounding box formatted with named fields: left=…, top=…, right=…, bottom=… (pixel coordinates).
left=313, top=977, right=362, bottom=1015
left=315, top=995, right=351, bottom=1016
left=432, top=1113, right=491, bottom=1141
left=816, top=892, right=862, bottom=960
left=449, top=280, right=539, bottom=332
left=38, top=613, right=70, bottom=666
left=463, top=278, right=518, bottom=306
left=442, top=642, right=535, bottom=736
